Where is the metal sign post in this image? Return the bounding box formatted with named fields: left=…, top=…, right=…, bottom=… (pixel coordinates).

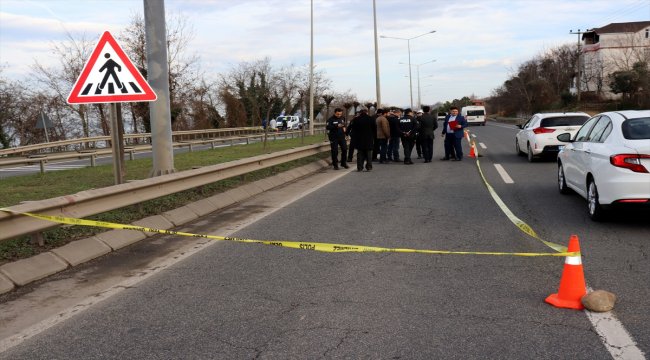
left=109, top=103, right=125, bottom=184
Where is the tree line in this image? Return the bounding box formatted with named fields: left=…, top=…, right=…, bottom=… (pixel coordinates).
left=486, top=42, right=649, bottom=118
left=0, top=14, right=375, bottom=150
left=2, top=16, right=648, bottom=150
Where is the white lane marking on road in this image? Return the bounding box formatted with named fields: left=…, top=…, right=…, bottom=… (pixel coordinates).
left=0, top=167, right=349, bottom=353
left=479, top=143, right=487, bottom=149
left=584, top=287, right=646, bottom=360
left=493, top=164, right=514, bottom=184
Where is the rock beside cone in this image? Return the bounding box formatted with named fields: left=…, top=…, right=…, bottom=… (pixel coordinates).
left=582, top=290, right=616, bottom=312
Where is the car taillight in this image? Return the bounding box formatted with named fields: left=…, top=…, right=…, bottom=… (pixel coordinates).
left=533, top=127, right=555, bottom=134
left=609, top=154, right=650, bottom=173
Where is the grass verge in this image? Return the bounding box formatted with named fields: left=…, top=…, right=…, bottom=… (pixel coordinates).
left=0, top=134, right=328, bottom=264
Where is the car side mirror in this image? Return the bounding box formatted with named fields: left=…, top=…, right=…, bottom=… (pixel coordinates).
left=556, top=133, right=572, bottom=142
left=516, top=124, right=523, bottom=129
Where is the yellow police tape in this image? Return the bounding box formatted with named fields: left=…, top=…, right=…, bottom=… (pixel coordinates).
left=0, top=209, right=576, bottom=257
left=464, top=130, right=567, bottom=253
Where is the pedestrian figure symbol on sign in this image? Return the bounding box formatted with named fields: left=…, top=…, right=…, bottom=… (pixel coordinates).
left=67, top=31, right=156, bottom=104
left=97, top=53, right=124, bottom=93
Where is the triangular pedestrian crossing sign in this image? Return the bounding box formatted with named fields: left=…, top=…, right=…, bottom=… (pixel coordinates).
left=67, top=31, right=157, bottom=104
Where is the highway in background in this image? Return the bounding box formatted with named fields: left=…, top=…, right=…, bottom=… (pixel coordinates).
left=1, top=122, right=648, bottom=358
left=0, top=132, right=299, bottom=178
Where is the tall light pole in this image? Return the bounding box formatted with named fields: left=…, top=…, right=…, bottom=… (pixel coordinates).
left=400, top=59, right=435, bottom=109
left=381, top=30, right=436, bottom=109
left=570, top=29, right=586, bottom=103
left=144, top=0, right=175, bottom=177
left=372, top=0, right=381, bottom=109
left=308, top=0, right=315, bottom=135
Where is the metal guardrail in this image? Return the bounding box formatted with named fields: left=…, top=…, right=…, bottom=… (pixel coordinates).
left=0, top=128, right=327, bottom=173
left=0, top=125, right=326, bottom=157
left=0, top=142, right=331, bottom=243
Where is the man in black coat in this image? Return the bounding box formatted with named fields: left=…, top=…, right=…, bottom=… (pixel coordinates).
left=419, top=105, right=439, bottom=162
left=350, top=109, right=377, bottom=171
left=387, top=108, right=402, bottom=162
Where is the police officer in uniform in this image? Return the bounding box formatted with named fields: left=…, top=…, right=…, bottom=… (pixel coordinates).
left=326, top=108, right=349, bottom=170
left=398, top=108, right=418, bottom=165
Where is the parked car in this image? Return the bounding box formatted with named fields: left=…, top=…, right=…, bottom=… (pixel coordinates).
left=437, top=112, right=447, bottom=121
left=274, top=115, right=301, bottom=130
left=556, top=110, right=650, bottom=221
left=515, top=112, right=590, bottom=162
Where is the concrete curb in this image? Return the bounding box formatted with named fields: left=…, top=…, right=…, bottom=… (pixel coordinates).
left=0, top=273, right=14, bottom=294
left=0, top=252, right=68, bottom=286
left=0, top=159, right=331, bottom=294
left=51, top=237, right=112, bottom=266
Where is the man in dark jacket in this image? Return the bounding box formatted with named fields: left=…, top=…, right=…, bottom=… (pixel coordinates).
left=419, top=105, right=438, bottom=162
left=326, top=108, right=349, bottom=170
left=387, top=108, right=402, bottom=162
left=349, top=109, right=377, bottom=171
left=398, top=108, right=418, bottom=165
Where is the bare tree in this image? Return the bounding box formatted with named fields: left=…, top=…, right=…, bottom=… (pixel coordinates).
left=31, top=32, right=95, bottom=139
left=119, top=12, right=201, bottom=131
left=322, top=94, right=335, bottom=121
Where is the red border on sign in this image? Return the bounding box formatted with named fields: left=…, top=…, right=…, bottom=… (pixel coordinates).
left=67, top=31, right=157, bottom=104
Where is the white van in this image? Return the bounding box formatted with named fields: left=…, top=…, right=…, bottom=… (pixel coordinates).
left=461, top=106, right=486, bottom=126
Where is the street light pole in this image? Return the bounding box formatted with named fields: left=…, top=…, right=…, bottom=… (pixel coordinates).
left=381, top=30, right=436, bottom=109
left=400, top=59, right=435, bottom=110
left=309, top=0, right=314, bottom=135
left=372, top=0, right=381, bottom=109
left=407, top=39, right=413, bottom=109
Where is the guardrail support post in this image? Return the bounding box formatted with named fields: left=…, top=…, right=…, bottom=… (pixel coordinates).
left=91, top=153, right=96, bottom=167
left=211, top=141, right=216, bottom=150
left=30, top=232, right=45, bottom=246
left=188, top=143, right=193, bottom=152
left=129, top=150, right=135, bottom=161
left=39, top=160, right=46, bottom=174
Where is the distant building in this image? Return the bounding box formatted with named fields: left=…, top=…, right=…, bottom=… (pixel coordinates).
left=578, top=21, right=650, bottom=100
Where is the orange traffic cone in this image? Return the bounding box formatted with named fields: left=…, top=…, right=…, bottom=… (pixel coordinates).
left=469, top=142, right=476, bottom=158
left=545, top=235, right=586, bottom=310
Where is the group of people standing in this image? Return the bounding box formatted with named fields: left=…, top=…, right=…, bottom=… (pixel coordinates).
left=326, top=106, right=468, bottom=171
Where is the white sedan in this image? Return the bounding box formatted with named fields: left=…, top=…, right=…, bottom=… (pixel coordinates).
left=516, top=112, right=590, bottom=162
left=557, top=110, right=650, bottom=221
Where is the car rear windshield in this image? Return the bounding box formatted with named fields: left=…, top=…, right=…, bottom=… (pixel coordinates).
left=467, top=110, right=484, bottom=116
left=540, top=116, right=588, bottom=127
left=622, top=117, right=650, bottom=139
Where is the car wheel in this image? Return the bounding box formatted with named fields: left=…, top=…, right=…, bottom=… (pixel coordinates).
left=516, top=140, right=524, bottom=156
left=558, top=164, right=571, bottom=194
left=527, top=144, right=535, bottom=162
left=587, top=179, right=605, bottom=221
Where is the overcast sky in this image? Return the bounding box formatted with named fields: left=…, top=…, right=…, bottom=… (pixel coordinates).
left=1, top=0, right=649, bottom=108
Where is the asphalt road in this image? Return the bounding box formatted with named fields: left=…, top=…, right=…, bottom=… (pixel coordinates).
left=1, top=121, right=648, bottom=359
